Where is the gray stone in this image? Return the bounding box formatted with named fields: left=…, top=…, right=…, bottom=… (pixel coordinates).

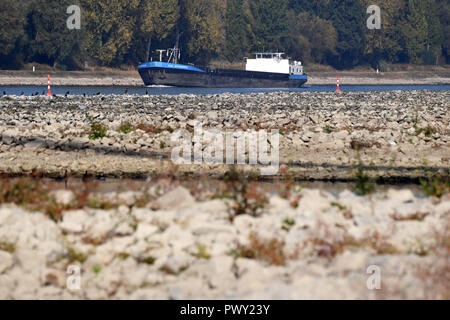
left=155, top=186, right=195, bottom=210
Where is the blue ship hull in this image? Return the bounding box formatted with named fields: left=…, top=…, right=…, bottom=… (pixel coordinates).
left=138, top=62, right=307, bottom=88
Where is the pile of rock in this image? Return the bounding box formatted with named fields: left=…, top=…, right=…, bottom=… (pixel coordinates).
left=0, top=91, right=448, bottom=179
left=0, top=185, right=448, bottom=299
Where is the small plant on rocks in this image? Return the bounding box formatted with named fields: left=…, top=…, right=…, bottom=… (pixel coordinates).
left=231, top=232, right=294, bottom=266
left=420, top=174, right=450, bottom=198
left=282, top=218, right=296, bottom=231
left=0, top=242, right=16, bottom=253
left=353, top=166, right=375, bottom=196
left=88, top=119, right=107, bottom=140
left=219, top=167, right=268, bottom=221
left=192, top=243, right=211, bottom=260
left=118, top=122, right=133, bottom=134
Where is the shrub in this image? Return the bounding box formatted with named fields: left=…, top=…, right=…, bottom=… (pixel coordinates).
left=231, top=232, right=293, bottom=266
left=89, top=121, right=107, bottom=140
left=353, top=167, right=375, bottom=196
left=192, top=243, right=211, bottom=260
left=420, top=175, right=450, bottom=198
left=118, top=122, right=133, bottom=134
left=219, top=167, right=268, bottom=220
left=0, top=178, right=65, bottom=221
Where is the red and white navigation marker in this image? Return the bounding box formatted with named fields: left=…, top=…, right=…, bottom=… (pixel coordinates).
left=336, top=75, right=341, bottom=93
left=47, top=74, right=52, bottom=96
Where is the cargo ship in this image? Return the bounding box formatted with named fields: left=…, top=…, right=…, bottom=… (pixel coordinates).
left=138, top=48, right=307, bottom=88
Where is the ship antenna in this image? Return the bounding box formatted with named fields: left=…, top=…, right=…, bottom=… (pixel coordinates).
left=146, top=38, right=152, bottom=62
left=174, top=28, right=181, bottom=64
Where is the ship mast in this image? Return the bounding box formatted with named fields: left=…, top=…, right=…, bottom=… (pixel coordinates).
left=168, top=28, right=181, bottom=64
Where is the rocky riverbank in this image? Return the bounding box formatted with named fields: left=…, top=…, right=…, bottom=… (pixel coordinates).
left=0, top=181, right=448, bottom=299
left=0, top=91, right=448, bottom=180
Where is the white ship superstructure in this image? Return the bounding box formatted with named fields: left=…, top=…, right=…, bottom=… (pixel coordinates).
left=245, top=53, right=303, bottom=75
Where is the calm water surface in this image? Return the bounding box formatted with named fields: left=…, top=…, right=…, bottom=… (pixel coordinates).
left=1, top=84, right=449, bottom=96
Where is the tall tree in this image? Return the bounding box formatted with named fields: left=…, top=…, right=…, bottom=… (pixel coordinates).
left=181, top=0, right=225, bottom=63
left=24, top=0, right=86, bottom=69
left=286, top=11, right=337, bottom=64
left=248, top=0, right=289, bottom=52
left=225, top=0, right=249, bottom=62
left=363, top=0, right=408, bottom=67
left=323, top=0, right=366, bottom=69
left=83, top=0, right=139, bottom=66
left=436, top=0, right=450, bottom=63
left=423, top=0, right=444, bottom=64
left=0, top=2, right=28, bottom=68
left=403, top=0, right=428, bottom=64
left=130, top=0, right=180, bottom=63
left=141, top=0, right=179, bottom=42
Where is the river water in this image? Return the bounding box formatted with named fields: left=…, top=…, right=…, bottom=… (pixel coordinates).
left=1, top=84, right=449, bottom=96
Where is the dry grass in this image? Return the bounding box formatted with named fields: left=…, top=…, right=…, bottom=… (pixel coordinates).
left=0, top=242, right=16, bottom=253
left=136, top=123, right=174, bottom=134
left=420, top=175, right=450, bottom=198
left=390, top=212, right=430, bottom=222
left=0, top=175, right=155, bottom=221
left=232, top=232, right=297, bottom=266
left=384, top=221, right=450, bottom=299
left=216, top=168, right=269, bottom=220
left=350, top=138, right=382, bottom=150
left=303, top=224, right=399, bottom=260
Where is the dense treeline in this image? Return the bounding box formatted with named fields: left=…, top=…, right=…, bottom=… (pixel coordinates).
left=0, top=0, right=449, bottom=70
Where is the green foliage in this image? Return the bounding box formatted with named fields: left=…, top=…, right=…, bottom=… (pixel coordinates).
left=141, top=0, right=179, bottom=41
left=363, top=0, right=408, bottom=66
left=325, top=1, right=367, bottom=69
left=192, top=243, right=211, bottom=260
left=219, top=167, right=268, bottom=220
left=224, top=0, right=250, bottom=62
left=182, top=0, right=226, bottom=63
left=0, top=0, right=449, bottom=69
left=353, top=167, right=375, bottom=196
left=83, top=0, right=140, bottom=66
left=0, top=2, right=27, bottom=68
left=0, top=242, right=16, bottom=253
left=420, top=175, right=450, bottom=198
left=403, top=0, right=429, bottom=64
left=66, top=245, right=88, bottom=263
left=92, top=264, right=102, bottom=274
left=437, top=0, right=450, bottom=63
left=248, top=0, right=289, bottom=51
left=88, top=119, right=107, bottom=140
left=118, top=122, right=132, bottom=134
left=231, top=232, right=291, bottom=266
left=25, top=0, right=86, bottom=70
left=282, top=218, right=295, bottom=231
left=286, top=11, right=337, bottom=64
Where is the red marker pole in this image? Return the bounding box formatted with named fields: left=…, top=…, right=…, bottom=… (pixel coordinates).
left=336, top=75, right=341, bottom=93
left=47, top=74, right=52, bottom=96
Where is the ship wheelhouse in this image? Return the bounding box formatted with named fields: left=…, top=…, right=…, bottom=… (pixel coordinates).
left=245, top=53, right=304, bottom=75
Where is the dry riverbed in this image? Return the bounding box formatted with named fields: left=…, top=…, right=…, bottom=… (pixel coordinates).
left=0, top=91, right=448, bottom=300
left=0, top=91, right=448, bottom=180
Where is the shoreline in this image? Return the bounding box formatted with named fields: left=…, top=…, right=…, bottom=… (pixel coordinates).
left=0, top=70, right=449, bottom=86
